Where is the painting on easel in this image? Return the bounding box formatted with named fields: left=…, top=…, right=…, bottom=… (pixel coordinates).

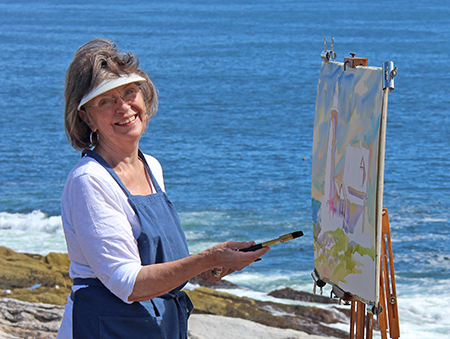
left=312, top=61, right=383, bottom=304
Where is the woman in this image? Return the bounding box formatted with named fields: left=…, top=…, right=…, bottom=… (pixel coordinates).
left=57, top=38, right=269, bottom=339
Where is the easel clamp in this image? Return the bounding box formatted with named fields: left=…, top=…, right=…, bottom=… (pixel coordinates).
left=382, top=61, right=398, bottom=90
left=344, top=53, right=368, bottom=70
left=321, top=37, right=337, bottom=61
left=311, top=268, right=326, bottom=295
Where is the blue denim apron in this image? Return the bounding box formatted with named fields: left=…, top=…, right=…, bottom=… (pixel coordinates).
left=72, top=150, right=193, bottom=339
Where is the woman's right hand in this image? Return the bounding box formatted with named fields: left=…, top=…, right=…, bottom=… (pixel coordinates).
left=198, top=266, right=234, bottom=282
left=130, top=240, right=269, bottom=302
left=204, top=240, right=270, bottom=272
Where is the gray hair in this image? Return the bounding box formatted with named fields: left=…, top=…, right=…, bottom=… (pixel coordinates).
left=64, top=38, right=158, bottom=151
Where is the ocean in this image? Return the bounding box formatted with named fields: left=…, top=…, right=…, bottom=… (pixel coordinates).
left=0, top=0, right=449, bottom=337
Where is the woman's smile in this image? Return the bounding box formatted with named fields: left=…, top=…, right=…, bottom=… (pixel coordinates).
left=116, top=114, right=138, bottom=126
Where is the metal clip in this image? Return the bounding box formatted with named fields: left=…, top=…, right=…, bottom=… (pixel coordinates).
left=371, top=303, right=383, bottom=316
left=320, top=37, right=337, bottom=61
left=312, top=281, right=324, bottom=295
left=329, top=37, right=337, bottom=60
left=383, top=61, right=397, bottom=90
left=311, top=269, right=326, bottom=295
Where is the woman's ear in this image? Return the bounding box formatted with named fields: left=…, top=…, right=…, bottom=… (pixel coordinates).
left=78, top=107, right=88, bottom=123
left=78, top=108, right=96, bottom=132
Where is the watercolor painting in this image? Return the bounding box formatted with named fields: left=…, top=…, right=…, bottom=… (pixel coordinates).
left=311, top=61, right=383, bottom=304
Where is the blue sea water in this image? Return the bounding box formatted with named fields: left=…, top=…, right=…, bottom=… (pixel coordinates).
left=0, top=0, right=449, bottom=337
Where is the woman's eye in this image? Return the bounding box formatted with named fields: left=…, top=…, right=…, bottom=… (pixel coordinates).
left=98, top=98, right=113, bottom=107
left=124, top=88, right=137, bottom=100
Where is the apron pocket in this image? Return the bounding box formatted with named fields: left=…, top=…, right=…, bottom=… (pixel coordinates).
left=99, top=315, right=164, bottom=339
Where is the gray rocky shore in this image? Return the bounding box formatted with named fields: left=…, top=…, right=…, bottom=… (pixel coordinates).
left=0, top=246, right=350, bottom=338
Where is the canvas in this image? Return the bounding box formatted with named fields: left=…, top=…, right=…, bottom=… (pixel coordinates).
left=311, top=61, right=383, bottom=304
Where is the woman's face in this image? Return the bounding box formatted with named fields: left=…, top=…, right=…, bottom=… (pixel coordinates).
left=81, top=82, right=147, bottom=150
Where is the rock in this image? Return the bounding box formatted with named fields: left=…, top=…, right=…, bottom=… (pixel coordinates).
left=185, top=287, right=349, bottom=338
left=0, top=246, right=71, bottom=306
left=269, top=287, right=339, bottom=304
left=0, top=246, right=350, bottom=338
left=189, top=276, right=238, bottom=289
left=188, top=314, right=334, bottom=339
left=0, top=298, right=63, bottom=338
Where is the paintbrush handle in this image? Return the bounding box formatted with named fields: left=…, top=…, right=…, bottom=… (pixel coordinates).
left=240, top=243, right=263, bottom=252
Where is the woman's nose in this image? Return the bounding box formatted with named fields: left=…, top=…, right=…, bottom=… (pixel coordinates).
left=115, top=96, right=130, bottom=111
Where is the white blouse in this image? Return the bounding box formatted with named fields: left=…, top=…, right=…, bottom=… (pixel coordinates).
left=57, top=153, right=165, bottom=339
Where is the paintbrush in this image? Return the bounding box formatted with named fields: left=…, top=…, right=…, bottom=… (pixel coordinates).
left=240, top=231, right=304, bottom=252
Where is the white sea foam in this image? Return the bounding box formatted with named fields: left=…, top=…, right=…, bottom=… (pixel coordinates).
left=195, top=270, right=450, bottom=338
left=396, top=281, right=450, bottom=339
left=179, top=211, right=230, bottom=226
left=0, top=210, right=62, bottom=233
left=208, top=270, right=450, bottom=338
left=0, top=210, right=66, bottom=255
left=422, top=217, right=448, bottom=223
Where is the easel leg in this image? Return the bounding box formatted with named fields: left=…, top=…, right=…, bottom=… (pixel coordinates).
left=366, top=312, right=374, bottom=339
left=380, top=208, right=400, bottom=339
left=349, top=301, right=375, bottom=339
left=378, top=264, right=388, bottom=339
left=356, top=302, right=366, bottom=339
left=350, top=302, right=356, bottom=339
left=348, top=208, right=400, bottom=339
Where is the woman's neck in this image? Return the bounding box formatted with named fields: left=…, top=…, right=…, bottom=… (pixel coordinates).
left=94, top=143, right=153, bottom=196
left=94, top=141, right=140, bottom=169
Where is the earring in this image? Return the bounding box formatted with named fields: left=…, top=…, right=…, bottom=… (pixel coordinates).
left=90, top=131, right=98, bottom=146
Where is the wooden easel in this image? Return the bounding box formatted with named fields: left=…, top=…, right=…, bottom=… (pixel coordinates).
left=349, top=208, right=400, bottom=339
left=314, top=45, right=399, bottom=338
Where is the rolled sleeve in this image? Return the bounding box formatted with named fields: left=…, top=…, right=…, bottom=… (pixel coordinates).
left=63, top=169, right=143, bottom=303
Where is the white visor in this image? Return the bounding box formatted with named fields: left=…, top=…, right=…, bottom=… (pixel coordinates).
left=78, top=73, right=146, bottom=110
